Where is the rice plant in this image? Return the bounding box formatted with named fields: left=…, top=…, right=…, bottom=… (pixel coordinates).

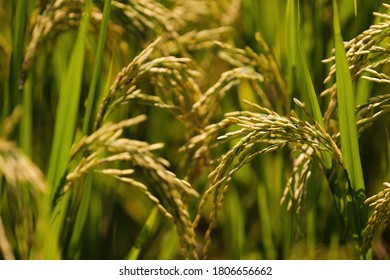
left=0, top=0, right=389, bottom=260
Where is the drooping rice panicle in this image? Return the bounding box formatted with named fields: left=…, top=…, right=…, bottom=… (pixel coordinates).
left=363, top=182, right=390, bottom=255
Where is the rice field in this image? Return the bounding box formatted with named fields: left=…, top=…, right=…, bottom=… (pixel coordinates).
left=0, top=0, right=389, bottom=260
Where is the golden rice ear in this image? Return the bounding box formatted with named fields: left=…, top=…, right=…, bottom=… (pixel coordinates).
left=322, top=3, right=390, bottom=121
left=65, top=115, right=198, bottom=259
left=363, top=182, right=390, bottom=255
left=188, top=101, right=346, bottom=258
left=0, top=113, right=47, bottom=260
left=21, top=0, right=86, bottom=89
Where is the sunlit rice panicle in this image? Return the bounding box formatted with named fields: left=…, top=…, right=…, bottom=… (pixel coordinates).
left=0, top=140, right=46, bottom=193
left=192, top=67, right=264, bottom=125
left=321, top=4, right=390, bottom=141
left=20, top=0, right=85, bottom=88
left=94, top=38, right=161, bottom=128
left=280, top=145, right=314, bottom=215
left=0, top=140, right=46, bottom=258
left=94, top=37, right=203, bottom=133
left=171, top=0, right=239, bottom=28
left=363, top=182, right=390, bottom=254
left=214, top=34, right=287, bottom=111
left=111, top=0, right=184, bottom=35
left=0, top=108, right=46, bottom=193
left=0, top=106, right=22, bottom=139
left=0, top=125, right=46, bottom=259
left=190, top=100, right=344, bottom=257
left=5, top=0, right=389, bottom=261
left=356, top=94, right=390, bottom=135
left=67, top=116, right=199, bottom=259
left=326, top=93, right=390, bottom=145
left=221, top=0, right=242, bottom=26
left=164, top=27, right=231, bottom=53
left=322, top=3, right=390, bottom=93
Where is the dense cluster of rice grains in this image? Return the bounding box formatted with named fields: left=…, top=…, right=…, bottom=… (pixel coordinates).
left=0, top=0, right=389, bottom=259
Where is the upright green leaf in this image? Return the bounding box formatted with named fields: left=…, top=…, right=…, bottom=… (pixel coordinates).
left=127, top=207, right=160, bottom=260
left=67, top=174, right=94, bottom=259
left=47, top=1, right=91, bottom=201
left=224, top=185, right=245, bottom=259
left=286, top=0, right=332, bottom=169
left=20, top=76, right=33, bottom=156
left=332, top=0, right=368, bottom=258
left=6, top=0, right=29, bottom=116
left=83, top=0, right=112, bottom=135
left=333, top=0, right=365, bottom=196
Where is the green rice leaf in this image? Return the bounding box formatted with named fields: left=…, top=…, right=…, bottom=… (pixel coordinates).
left=6, top=0, right=30, bottom=116
left=225, top=185, right=245, bottom=259
left=67, top=174, right=93, bottom=259
left=127, top=207, right=160, bottom=260
left=286, top=0, right=331, bottom=169
left=333, top=0, right=365, bottom=194
left=83, top=0, right=112, bottom=135
left=47, top=1, right=91, bottom=202
left=285, top=0, right=297, bottom=100
left=332, top=0, right=368, bottom=258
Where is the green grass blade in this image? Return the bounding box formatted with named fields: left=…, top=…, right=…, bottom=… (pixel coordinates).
left=126, top=207, right=160, bottom=260
left=6, top=0, right=30, bottom=116
left=333, top=0, right=365, bottom=195
left=257, top=153, right=285, bottom=259
left=47, top=1, right=91, bottom=201
left=285, top=0, right=297, bottom=104
left=286, top=0, right=332, bottom=169
left=157, top=228, right=179, bottom=259
left=257, top=182, right=276, bottom=259
left=286, top=0, right=322, bottom=122
left=224, top=185, right=245, bottom=259
left=67, top=174, right=93, bottom=259
left=20, top=76, right=33, bottom=156
left=30, top=193, right=61, bottom=259
left=332, top=0, right=368, bottom=258
left=82, top=0, right=112, bottom=135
